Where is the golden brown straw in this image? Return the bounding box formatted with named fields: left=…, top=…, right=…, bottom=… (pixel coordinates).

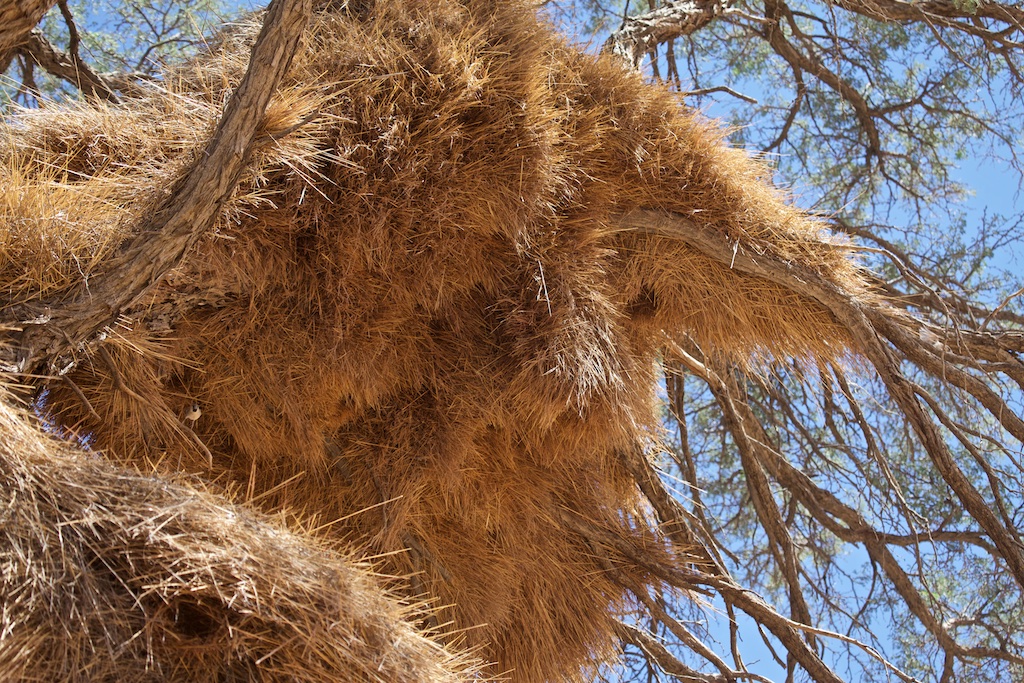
left=0, top=382, right=476, bottom=682
left=0, top=0, right=872, bottom=680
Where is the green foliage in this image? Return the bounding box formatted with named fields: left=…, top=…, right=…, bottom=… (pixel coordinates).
left=2, top=0, right=242, bottom=107
left=50, top=0, right=236, bottom=73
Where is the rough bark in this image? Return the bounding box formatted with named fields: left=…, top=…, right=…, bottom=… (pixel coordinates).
left=16, top=29, right=120, bottom=102
left=0, top=0, right=58, bottom=69
left=603, top=0, right=729, bottom=68
left=3, top=0, right=313, bottom=377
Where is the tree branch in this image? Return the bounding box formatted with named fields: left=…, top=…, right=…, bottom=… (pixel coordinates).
left=604, top=1, right=732, bottom=69
left=2, top=0, right=313, bottom=377
left=613, top=447, right=847, bottom=683
left=668, top=346, right=1022, bottom=672
left=615, top=208, right=1024, bottom=591
left=16, top=30, right=120, bottom=102
left=826, top=0, right=1024, bottom=51
left=761, top=0, right=883, bottom=162
left=616, top=621, right=734, bottom=683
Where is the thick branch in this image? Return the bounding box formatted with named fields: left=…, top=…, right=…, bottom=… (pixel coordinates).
left=859, top=0, right=1024, bottom=23
left=604, top=1, right=730, bottom=69
left=827, top=0, right=1024, bottom=46
left=17, top=30, right=120, bottom=102
left=2, top=0, right=313, bottom=376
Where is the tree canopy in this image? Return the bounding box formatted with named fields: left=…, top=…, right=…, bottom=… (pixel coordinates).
left=568, top=1, right=1024, bottom=680
left=2, top=1, right=1023, bottom=682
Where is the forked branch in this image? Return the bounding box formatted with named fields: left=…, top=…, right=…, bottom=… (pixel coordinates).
left=615, top=208, right=1024, bottom=589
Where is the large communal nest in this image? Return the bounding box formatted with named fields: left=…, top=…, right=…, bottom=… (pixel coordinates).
left=0, top=0, right=873, bottom=680
left=0, top=385, right=474, bottom=682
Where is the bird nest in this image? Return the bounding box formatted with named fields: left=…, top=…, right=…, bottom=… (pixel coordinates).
left=0, top=0, right=870, bottom=680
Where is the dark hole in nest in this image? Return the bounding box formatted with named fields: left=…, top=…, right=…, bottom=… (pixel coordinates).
left=81, top=540, right=126, bottom=584
left=168, top=597, right=224, bottom=641
left=39, top=132, right=125, bottom=184
left=626, top=285, right=659, bottom=320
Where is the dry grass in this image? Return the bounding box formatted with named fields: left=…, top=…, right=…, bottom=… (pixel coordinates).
left=0, top=382, right=476, bottom=682
left=0, top=0, right=872, bottom=680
